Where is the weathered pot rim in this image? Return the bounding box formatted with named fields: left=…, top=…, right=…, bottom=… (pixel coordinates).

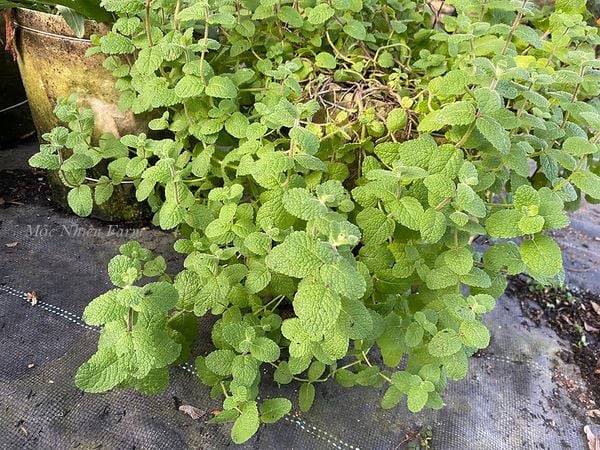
left=14, top=7, right=110, bottom=41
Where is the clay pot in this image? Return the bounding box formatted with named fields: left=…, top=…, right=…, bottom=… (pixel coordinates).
left=11, top=8, right=148, bottom=222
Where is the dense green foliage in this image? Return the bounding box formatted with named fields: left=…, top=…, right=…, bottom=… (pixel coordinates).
left=29, top=0, right=600, bottom=443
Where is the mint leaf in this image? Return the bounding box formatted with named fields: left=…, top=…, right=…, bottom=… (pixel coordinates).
left=476, top=116, right=510, bottom=154
left=67, top=185, right=93, bottom=217
left=75, top=348, right=128, bottom=393
left=249, top=337, right=280, bottom=362
left=486, top=210, right=523, bottom=238
left=387, top=196, right=424, bottom=231
left=205, top=76, right=238, bottom=99
left=443, top=247, right=473, bottom=275
left=29, top=153, right=60, bottom=170
left=356, top=207, right=395, bottom=245
left=205, top=349, right=236, bottom=376
left=278, top=6, right=303, bottom=27
left=320, top=259, right=366, bottom=301
left=231, top=355, right=259, bottom=386
left=83, top=289, right=126, bottom=325
left=460, top=321, right=490, bottom=349
left=571, top=171, right=600, bottom=200
left=407, top=387, right=428, bottom=413
left=260, top=398, right=292, bottom=423
left=231, top=401, right=260, bottom=444
left=266, top=231, right=335, bottom=278
left=520, top=234, right=562, bottom=278
left=174, top=74, right=204, bottom=98
left=307, top=4, right=334, bottom=24
left=428, top=329, right=462, bottom=357
left=283, top=188, right=327, bottom=220
left=315, top=52, right=337, bottom=69
left=294, top=279, right=341, bottom=335
left=420, top=209, right=447, bottom=244
left=418, top=102, right=476, bottom=132
left=562, top=136, right=597, bottom=156
left=299, top=382, right=316, bottom=411
left=343, top=19, right=366, bottom=40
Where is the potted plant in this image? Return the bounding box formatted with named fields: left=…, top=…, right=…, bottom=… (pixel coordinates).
left=1, top=2, right=115, bottom=138
left=2, top=2, right=150, bottom=220
left=29, top=0, right=600, bottom=444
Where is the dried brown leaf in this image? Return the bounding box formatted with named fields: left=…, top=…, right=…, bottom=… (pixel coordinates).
left=591, top=302, right=600, bottom=316
left=25, top=291, right=39, bottom=306
left=584, top=425, right=600, bottom=450
left=178, top=404, right=205, bottom=420
left=5, top=242, right=18, bottom=248
left=588, top=410, right=600, bottom=419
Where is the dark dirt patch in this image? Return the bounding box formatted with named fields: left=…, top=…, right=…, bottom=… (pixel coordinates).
left=0, top=168, right=51, bottom=207
left=509, top=276, right=600, bottom=416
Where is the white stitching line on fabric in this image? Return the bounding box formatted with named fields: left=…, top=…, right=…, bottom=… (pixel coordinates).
left=0, top=285, right=99, bottom=331
left=179, top=361, right=360, bottom=449
left=0, top=283, right=362, bottom=450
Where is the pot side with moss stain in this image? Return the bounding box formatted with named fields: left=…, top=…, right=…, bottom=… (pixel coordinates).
left=10, top=8, right=147, bottom=222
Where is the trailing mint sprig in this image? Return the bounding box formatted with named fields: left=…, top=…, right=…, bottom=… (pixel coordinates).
left=29, top=0, right=600, bottom=444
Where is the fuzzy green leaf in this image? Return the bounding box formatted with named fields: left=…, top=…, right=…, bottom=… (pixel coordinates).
left=460, top=321, right=490, bottom=349
left=249, top=337, right=280, bottom=362
left=299, top=382, right=316, bottom=411
left=428, top=329, right=462, bottom=357
left=520, top=234, right=562, bottom=278
left=294, top=279, right=341, bottom=335
left=231, top=401, right=260, bottom=444
left=75, top=348, right=129, bottom=393
left=356, top=207, right=395, bottom=245
left=571, top=171, right=600, bottom=200
left=260, top=398, right=292, bottom=424
left=418, top=102, right=476, bottom=132
left=476, top=116, right=510, bottom=154
left=205, top=76, right=238, bottom=99
left=266, top=231, right=335, bottom=278
left=67, top=185, right=93, bottom=217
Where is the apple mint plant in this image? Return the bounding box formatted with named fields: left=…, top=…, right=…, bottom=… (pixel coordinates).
left=29, top=0, right=600, bottom=443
